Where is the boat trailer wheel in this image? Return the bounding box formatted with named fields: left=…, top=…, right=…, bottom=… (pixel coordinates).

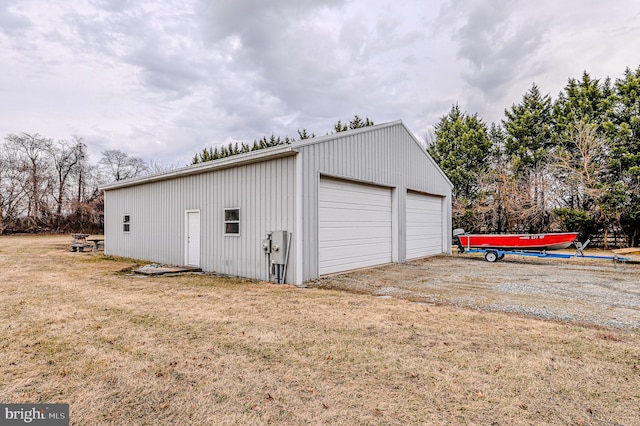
left=484, top=251, right=499, bottom=262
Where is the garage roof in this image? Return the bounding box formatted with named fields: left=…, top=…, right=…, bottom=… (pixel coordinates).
left=100, top=120, right=452, bottom=191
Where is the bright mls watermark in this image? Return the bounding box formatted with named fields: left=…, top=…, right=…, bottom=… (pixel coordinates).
left=1, top=404, right=68, bottom=425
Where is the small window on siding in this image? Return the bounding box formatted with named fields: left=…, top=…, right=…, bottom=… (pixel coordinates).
left=123, top=214, right=131, bottom=233
left=224, top=208, right=240, bottom=235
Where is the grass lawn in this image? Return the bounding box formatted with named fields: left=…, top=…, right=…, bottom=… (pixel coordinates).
left=1, top=235, right=639, bottom=425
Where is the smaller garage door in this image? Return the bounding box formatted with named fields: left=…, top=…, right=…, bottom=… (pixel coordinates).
left=319, top=178, right=392, bottom=275
left=406, top=192, right=443, bottom=259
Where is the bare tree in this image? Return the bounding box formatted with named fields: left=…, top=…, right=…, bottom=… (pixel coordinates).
left=3, top=133, right=53, bottom=221
left=0, top=133, right=108, bottom=233
left=476, top=162, right=520, bottom=233
left=552, top=121, right=623, bottom=246
left=50, top=136, right=87, bottom=216
left=147, top=160, right=180, bottom=175
left=552, top=123, right=604, bottom=209
left=98, top=149, right=149, bottom=182
left=0, top=146, right=28, bottom=233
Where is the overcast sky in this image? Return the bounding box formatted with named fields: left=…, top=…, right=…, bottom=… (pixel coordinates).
left=1, top=0, right=639, bottom=166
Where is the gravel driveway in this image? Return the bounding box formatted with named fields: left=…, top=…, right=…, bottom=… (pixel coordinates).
left=309, top=252, right=640, bottom=331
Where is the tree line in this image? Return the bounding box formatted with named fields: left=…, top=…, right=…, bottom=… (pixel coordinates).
left=191, top=115, right=374, bottom=164
left=8, top=61, right=638, bottom=249
left=427, top=66, right=640, bottom=248
left=0, top=134, right=149, bottom=234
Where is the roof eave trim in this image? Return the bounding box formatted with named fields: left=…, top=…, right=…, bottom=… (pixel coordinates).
left=100, top=147, right=299, bottom=190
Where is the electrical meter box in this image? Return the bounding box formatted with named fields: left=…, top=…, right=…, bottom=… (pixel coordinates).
left=270, top=231, right=288, bottom=264
left=262, top=238, right=272, bottom=254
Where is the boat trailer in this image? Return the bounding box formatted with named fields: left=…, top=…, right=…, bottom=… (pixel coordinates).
left=457, top=239, right=629, bottom=264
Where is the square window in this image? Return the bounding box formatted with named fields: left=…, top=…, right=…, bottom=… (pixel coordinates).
left=224, top=208, right=240, bottom=235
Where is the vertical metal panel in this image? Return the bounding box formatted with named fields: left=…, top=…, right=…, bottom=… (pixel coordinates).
left=294, top=152, right=304, bottom=284
left=104, top=156, right=297, bottom=283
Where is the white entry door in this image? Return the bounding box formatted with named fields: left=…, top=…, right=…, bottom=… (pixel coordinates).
left=185, top=210, right=200, bottom=266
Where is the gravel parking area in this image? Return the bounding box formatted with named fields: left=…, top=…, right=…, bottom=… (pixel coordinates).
left=310, top=252, right=640, bottom=331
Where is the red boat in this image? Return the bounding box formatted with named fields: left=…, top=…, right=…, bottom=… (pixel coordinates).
left=456, top=232, right=579, bottom=251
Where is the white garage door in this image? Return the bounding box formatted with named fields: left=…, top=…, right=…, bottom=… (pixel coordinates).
left=319, top=178, right=392, bottom=275
left=406, top=192, right=443, bottom=259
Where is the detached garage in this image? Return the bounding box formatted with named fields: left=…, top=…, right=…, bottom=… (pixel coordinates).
left=102, top=120, right=453, bottom=286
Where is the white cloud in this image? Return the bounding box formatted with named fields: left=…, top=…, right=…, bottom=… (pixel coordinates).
left=0, top=2, right=30, bottom=35
left=1, top=0, right=639, bottom=165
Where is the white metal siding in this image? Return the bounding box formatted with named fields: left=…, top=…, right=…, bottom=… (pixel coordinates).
left=319, top=178, right=392, bottom=274
left=406, top=192, right=443, bottom=259
left=104, top=156, right=297, bottom=283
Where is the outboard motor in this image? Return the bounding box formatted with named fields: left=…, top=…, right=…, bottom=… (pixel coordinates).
left=452, top=228, right=466, bottom=254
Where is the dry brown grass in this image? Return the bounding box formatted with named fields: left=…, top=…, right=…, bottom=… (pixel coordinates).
left=1, top=235, right=639, bottom=425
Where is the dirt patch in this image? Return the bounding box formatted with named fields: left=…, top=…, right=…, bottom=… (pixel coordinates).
left=310, top=252, right=640, bottom=330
